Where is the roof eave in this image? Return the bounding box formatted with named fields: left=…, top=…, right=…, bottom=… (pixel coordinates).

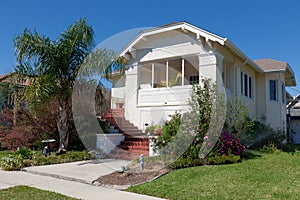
left=224, top=40, right=264, bottom=73
left=117, top=22, right=227, bottom=58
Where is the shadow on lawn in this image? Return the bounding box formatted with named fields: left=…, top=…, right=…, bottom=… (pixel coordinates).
left=241, top=150, right=262, bottom=160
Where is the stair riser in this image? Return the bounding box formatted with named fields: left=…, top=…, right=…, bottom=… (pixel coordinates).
left=102, top=109, right=149, bottom=159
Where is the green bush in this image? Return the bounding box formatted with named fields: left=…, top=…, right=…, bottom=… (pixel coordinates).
left=247, top=120, right=285, bottom=150
left=145, top=125, right=162, bottom=135
left=13, top=148, right=33, bottom=159
left=33, top=150, right=93, bottom=166
left=1, top=154, right=24, bottom=171
left=259, top=143, right=282, bottom=154
left=169, top=157, right=203, bottom=169
left=205, top=154, right=241, bottom=165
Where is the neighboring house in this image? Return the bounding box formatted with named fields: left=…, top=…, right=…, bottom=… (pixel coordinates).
left=0, top=73, right=28, bottom=110
left=287, top=93, right=300, bottom=143
left=288, top=101, right=300, bottom=143
left=110, top=22, right=296, bottom=133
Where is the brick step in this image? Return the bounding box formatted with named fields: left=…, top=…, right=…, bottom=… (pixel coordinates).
left=111, top=149, right=149, bottom=155
left=120, top=141, right=149, bottom=146
left=109, top=154, right=146, bottom=160
left=101, top=109, right=149, bottom=160
left=124, top=136, right=148, bottom=141
left=106, top=121, right=135, bottom=127
left=119, top=131, right=144, bottom=135
left=117, top=145, right=149, bottom=151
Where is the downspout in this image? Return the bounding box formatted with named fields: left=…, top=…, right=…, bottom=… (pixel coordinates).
left=235, top=60, right=248, bottom=96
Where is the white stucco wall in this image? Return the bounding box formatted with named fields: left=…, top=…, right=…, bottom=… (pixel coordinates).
left=264, top=73, right=286, bottom=131
left=112, top=28, right=288, bottom=133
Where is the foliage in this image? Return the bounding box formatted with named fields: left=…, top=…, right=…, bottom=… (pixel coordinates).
left=145, top=125, right=162, bottom=135
left=13, top=18, right=120, bottom=151
left=12, top=148, right=33, bottom=159
left=0, top=154, right=24, bottom=170
left=247, top=118, right=285, bottom=149
left=30, top=150, right=93, bottom=166
left=0, top=186, right=78, bottom=200
left=154, top=112, right=181, bottom=148
left=214, top=131, right=246, bottom=156
left=224, top=95, right=256, bottom=140
left=259, top=143, right=282, bottom=154
left=128, top=153, right=300, bottom=200
left=205, top=154, right=241, bottom=165
left=168, top=131, right=245, bottom=169
left=0, top=150, right=93, bottom=170
left=0, top=105, right=58, bottom=151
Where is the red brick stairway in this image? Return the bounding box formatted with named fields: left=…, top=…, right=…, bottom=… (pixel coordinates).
left=101, top=109, right=149, bottom=160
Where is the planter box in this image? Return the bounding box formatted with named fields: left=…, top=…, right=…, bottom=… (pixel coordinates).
left=96, top=134, right=125, bottom=154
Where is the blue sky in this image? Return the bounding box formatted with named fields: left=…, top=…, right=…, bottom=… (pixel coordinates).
left=1, top=0, right=300, bottom=95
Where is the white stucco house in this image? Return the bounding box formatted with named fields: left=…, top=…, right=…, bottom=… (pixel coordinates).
left=111, top=22, right=296, bottom=133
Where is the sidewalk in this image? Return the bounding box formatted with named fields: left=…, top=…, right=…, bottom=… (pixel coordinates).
left=0, top=159, right=165, bottom=200
left=23, top=159, right=130, bottom=184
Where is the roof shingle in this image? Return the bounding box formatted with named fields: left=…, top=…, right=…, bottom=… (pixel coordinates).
left=253, top=58, right=287, bottom=72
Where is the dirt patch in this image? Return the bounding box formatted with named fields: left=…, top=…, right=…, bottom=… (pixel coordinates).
left=95, top=161, right=169, bottom=186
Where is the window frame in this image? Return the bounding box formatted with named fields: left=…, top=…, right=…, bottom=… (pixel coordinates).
left=240, top=71, right=253, bottom=99
left=189, top=75, right=199, bottom=85
left=269, top=79, right=278, bottom=101
left=281, top=82, right=285, bottom=104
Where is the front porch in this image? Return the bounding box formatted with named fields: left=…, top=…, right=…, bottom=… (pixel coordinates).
left=138, top=56, right=199, bottom=106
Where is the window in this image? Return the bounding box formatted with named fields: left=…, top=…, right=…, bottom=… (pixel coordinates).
left=281, top=83, right=285, bottom=103
left=189, top=75, right=199, bottom=85
left=222, top=60, right=233, bottom=89
left=240, top=71, right=253, bottom=98
left=269, top=80, right=277, bottom=101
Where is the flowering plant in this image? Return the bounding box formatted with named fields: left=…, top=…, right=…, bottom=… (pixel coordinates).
left=216, top=131, right=246, bottom=156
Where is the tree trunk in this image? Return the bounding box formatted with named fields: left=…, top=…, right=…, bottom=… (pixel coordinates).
left=57, top=98, right=69, bottom=152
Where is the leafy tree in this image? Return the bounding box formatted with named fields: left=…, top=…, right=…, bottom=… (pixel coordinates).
left=14, top=18, right=119, bottom=152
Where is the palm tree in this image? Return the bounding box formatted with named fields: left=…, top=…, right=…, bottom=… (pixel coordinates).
left=14, top=18, right=118, bottom=152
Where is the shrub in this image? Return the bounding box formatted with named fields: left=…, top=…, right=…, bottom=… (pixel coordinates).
left=154, top=112, right=181, bottom=149
left=259, top=143, right=282, bottom=154
left=1, top=154, right=24, bottom=171
left=247, top=119, right=285, bottom=150
left=215, top=131, right=247, bottom=156
left=12, top=148, right=33, bottom=159
left=145, top=125, right=162, bottom=135
left=33, top=150, right=92, bottom=166
left=205, top=154, right=241, bottom=165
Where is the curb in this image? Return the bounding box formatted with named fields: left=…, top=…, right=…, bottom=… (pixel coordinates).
left=22, top=168, right=93, bottom=185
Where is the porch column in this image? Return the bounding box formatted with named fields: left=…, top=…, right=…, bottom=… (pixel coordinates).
left=166, top=60, right=169, bottom=87
left=181, top=58, right=185, bottom=86
left=151, top=63, right=154, bottom=88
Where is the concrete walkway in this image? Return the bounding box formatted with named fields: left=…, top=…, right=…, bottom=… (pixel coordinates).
left=0, top=159, right=164, bottom=200
left=23, top=159, right=130, bottom=184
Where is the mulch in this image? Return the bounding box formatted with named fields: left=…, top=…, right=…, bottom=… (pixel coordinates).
left=95, top=161, right=169, bottom=186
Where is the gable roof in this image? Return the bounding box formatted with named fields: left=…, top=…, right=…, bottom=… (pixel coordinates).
left=254, top=58, right=296, bottom=86
left=0, top=73, right=29, bottom=86
left=254, top=58, right=288, bottom=72
left=0, top=73, right=11, bottom=82
left=117, top=22, right=296, bottom=86
left=117, top=21, right=264, bottom=73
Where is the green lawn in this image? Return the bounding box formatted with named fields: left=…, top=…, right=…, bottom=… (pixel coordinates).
left=127, top=152, right=300, bottom=199
left=0, top=186, right=77, bottom=200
